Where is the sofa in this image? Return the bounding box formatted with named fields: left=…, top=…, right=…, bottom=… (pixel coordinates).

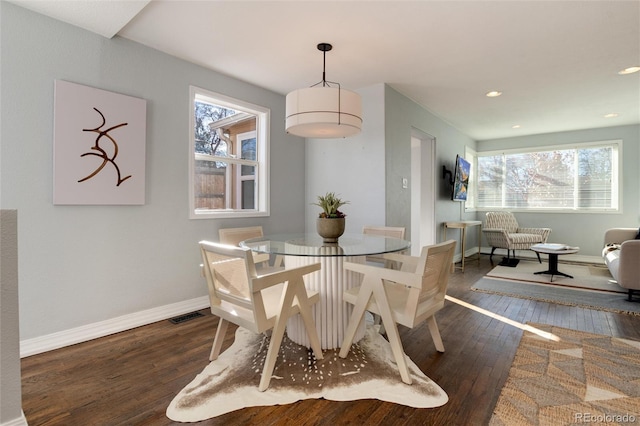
left=602, top=228, right=640, bottom=301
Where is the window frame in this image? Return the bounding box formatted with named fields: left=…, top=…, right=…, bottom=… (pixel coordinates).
left=467, top=140, right=622, bottom=214
left=188, top=86, right=270, bottom=219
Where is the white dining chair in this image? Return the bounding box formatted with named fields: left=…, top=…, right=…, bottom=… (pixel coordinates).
left=338, top=239, right=456, bottom=385
left=219, top=226, right=283, bottom=270
left=362, top=225, right=407, bottom=268
left=200, top=240, right=323, bottom=391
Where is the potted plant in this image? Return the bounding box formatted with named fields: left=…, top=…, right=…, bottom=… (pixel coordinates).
left=313, top=192, right=349, bottom=242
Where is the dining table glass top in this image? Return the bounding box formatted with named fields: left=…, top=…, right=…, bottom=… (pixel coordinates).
left=240, top=233, right=410, bottom=257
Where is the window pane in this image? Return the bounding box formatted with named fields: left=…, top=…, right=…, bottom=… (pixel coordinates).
left=194, top=160, right=226, bottom=210
left=240, top=137, right=256, bottom=176
left=241, top=137, right=256, bottom=161
left=242, top=180, right=255, bottom=209
left=475, top=142, right=618, bottom=211
left=504, top=150, right=575, bottom=208
left=194, top=101, right=233, bottom=157
left=477, top=155, right=504, bottom=207
left=577, top=147, right=612, bottom=208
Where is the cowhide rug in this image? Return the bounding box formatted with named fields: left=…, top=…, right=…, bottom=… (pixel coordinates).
left=166, top=325, right=448, bottom=422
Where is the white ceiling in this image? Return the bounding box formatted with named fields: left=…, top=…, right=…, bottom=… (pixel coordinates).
left=11, top=0, right=640, bottom=140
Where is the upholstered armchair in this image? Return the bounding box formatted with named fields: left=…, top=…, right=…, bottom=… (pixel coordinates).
left=482, top=212, right=551, bottom=263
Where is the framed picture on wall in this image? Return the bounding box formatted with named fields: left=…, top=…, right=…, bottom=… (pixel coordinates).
left=53, top=80, right=147, bottom=205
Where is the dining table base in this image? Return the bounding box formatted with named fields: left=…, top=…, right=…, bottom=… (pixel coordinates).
left=285, top=250, right=366, bottom=350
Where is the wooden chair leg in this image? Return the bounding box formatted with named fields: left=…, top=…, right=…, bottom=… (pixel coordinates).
left=294, top=281, right=323, bottom=360
left=339, top=285, right=373, bottom=358
left=258, top=321, right=286, bottom=392
left=371, top=283, right=412, bottom=385
left=258, top=292, right=294, bottom=392
left=426, top=316, right=445, bottom=352
left=210, top=318, right=229, bottom=361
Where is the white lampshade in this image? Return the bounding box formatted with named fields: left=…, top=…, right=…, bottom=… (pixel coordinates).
left=285, top=87, right=362, bottom=138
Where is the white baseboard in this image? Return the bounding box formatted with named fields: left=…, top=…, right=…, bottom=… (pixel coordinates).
left=1, top=411, right=28, bottom=426
left=20, top=296, right=210, bottom=358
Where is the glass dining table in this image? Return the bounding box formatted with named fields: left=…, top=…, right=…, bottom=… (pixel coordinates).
left=241, top=233, right=410, bottom=350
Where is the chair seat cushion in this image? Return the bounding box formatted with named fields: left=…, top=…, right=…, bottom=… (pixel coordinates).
left=214, top=284, right=320, bottom=332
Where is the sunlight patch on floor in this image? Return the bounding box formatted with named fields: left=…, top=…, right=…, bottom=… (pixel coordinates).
left=445, top=295, right=561, bottom=341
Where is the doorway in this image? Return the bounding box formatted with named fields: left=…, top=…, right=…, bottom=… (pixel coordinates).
left=410, top=131, right=436, bottom=256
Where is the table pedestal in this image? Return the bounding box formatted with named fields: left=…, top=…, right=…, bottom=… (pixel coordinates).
left=285, top=245, right=365, bottom=350
left=534, top=253, right=573, bottom=282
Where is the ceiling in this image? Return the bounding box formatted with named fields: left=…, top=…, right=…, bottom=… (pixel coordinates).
left=11, top=0, right=640, bottom=141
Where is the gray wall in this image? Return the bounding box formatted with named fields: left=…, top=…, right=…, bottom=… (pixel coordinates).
left=384, top=86, right=478, bottom=252
left=1, top=4, right=306, bottom=341
left=477, top=124, right=640, bottom=256
left=305, top=84, right=386, bottom=233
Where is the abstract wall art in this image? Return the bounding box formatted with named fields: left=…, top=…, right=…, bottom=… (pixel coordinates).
left=53, top=80, right=147, bottom=205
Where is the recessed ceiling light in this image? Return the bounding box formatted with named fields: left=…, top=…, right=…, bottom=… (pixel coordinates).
left=486, top=91, right=502, bottom=97
left=512, top=124, right=521, bottom=129
left=604, top=113, right=619, bottom=118
left=618, top=66, right=640, bottom=75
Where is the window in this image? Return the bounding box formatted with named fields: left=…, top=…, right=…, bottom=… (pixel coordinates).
left=189, top=86, right=270, bottom=219
left=470, top=140, right=620, bottom=212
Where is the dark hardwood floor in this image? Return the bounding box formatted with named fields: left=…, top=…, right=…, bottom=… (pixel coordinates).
left=21, top=256, right=640, bottom=425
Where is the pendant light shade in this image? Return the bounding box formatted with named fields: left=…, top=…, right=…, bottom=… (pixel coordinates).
left=286, top=87, right=362, bottom=138
left=285, top=43, right=363, bottom=139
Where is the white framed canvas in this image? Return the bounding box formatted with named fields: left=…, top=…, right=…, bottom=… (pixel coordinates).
left=53, top=80, right=146, bottom=205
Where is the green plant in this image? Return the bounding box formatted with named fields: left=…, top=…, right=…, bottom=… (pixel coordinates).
left=313, top=192, right=349, bottom=218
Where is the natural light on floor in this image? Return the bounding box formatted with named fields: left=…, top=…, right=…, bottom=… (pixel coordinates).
left=445, top=295, right=561, bottom=341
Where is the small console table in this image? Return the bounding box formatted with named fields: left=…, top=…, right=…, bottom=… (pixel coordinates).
left=443, top=220, right=482, bottom=272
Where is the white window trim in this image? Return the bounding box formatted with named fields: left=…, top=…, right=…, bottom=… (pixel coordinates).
left=188, top=86, right=270, bottom=219
left=470, top=140, right=622, bottom=214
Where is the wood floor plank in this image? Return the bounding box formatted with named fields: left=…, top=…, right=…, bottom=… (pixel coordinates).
left=20, top=256, right=640, bottom=425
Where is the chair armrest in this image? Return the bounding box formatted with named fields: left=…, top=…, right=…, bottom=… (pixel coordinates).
left=517, top=227, right=551, bottom=241
left=604, top=228, right=639, bottom=245
left=343, top=261, right=422, bottom=288
left=252, top=262, right=321, bottom=291
left=618, top=240, right=640, bottom=288
left=482, top=228, right=511, bottom=246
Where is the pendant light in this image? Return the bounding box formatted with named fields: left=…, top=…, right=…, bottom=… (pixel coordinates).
left=285, top=43, right=363, bottom=138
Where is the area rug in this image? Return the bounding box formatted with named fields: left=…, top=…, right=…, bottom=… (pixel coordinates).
left=166, top=326, right=448, bottom=422
left=472, top=278, right=640, bottom=316
left=486, top=259, right=621, bottom=293
left=490, top=324, right=640, bottom=425
left=472, top=259, right=640, bottom=316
